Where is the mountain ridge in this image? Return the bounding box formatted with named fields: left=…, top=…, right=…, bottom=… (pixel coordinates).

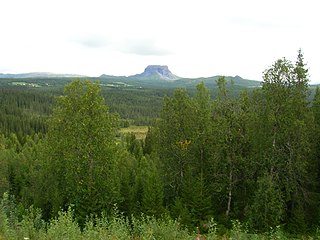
left=0, top=66, right=263, bottom=89
left=0, top=72, right=88, bottom=78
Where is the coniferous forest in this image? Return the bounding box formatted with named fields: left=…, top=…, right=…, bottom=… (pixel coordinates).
left=2, top=51, right=320, bottom=239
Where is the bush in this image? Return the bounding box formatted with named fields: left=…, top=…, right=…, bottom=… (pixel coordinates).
left=46, top=207, right=81, bottom=240
left=132, top=214, right=191, bottom=240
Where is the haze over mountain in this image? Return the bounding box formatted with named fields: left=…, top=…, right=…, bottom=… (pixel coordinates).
left=0, top=72, right=87, bottom=79
left=0, top=65, right=264, bottom=89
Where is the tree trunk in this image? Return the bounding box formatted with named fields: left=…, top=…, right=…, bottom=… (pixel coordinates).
left=226, top=168, right=232, bottom=217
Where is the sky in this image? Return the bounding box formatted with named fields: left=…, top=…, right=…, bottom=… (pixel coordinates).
left=0, top=0, right=319, bottom=83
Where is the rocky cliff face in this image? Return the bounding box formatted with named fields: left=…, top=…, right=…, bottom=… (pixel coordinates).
left=130, top=65, right=179, bottom=80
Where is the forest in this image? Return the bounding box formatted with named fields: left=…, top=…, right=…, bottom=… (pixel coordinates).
left=1, top=50, right=320, bottom=239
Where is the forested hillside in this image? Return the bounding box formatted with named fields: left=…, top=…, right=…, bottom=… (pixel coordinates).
left=0, top=88, right=52, bottom=143
left=0, top=85, right=169, bottom=141
left=0, top=76, right=251, bottom=138
left=2, top=51, right=320, bottom=239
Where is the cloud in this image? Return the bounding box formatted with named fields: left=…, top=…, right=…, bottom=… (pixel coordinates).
left=73, top=34, right=111, bottom=48
left=70, top=35, right=172, bottom=56
left=119, top=38, right=173, bottom=56
left=227, top=16, right=300, bottom=31
left=80, top=38, right=110, bottom=48
left=0, top=68, right=12, bottom=73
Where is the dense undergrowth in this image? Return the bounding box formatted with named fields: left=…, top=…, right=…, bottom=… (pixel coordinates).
left=1, top=193, right=319, bottom=240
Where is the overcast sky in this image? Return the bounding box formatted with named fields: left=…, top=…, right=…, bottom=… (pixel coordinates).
left=1, top=0, right=319, bottom=82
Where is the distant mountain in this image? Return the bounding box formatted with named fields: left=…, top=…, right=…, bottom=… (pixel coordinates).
left=98, top=65, right=261, bottom=87
left=128, top=65, right=180, bottom=80
left=99, top=74, right=127, bottom=80
left=171, top=75, right=262, bottom=89
left=1, top=67, right=263, bottom=89
left=0, top=72, right=87, bottom=78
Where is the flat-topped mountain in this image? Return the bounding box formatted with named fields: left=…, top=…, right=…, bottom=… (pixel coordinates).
left=129, top=65, right=180, bottom=80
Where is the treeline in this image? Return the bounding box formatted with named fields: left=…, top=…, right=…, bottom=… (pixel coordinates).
left=1, top=50, right=320, bottom=238
left=152, top=51, right=319, bottom=233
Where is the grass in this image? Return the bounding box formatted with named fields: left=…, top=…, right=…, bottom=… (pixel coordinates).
left=120, top=126, right=149, bottom=140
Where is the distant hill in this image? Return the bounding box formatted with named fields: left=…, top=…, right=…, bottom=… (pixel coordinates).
left=170, top=75, right=261, bottom=89
left=99, top=65, right=262, bottom=88
left=0, top=72, right=87, bottom=78
left=1, top=66, right=262, bottom=89
left=99, top=74, right=127, bottom=79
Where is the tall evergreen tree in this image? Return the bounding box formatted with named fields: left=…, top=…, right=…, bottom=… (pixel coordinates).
left=140, top=155, right=164, bottom=217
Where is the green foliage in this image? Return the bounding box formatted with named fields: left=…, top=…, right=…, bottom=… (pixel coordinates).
left=0, top=137, right=10, bottom=197
left=0, top=193, right=13, bottom=238
left=268, top=225, right=288, bottom=240
left=140, top=155, right=165, bottom=217
left=313, top=87, right=320, bottom=125
left=179, top=168, right=212, bottom=228
left=1, top=51, right=320, bottom=237
left=230, top=219, right=248, bottom=239
left=0, top=204, right=202, bottom=240
left=46, top=80, right=121, bottom=222
left=103, top=88, right=167, bottom=125
left=248, top=174, right=285, bottom=231
left=211, top=77, right=251, bottom=219
left=0, top=88, right=51, bottom=142
left=258, top=51, right=314, bottom=231
left=131, top=214, right=191, bottom=240
left=158, top=88, right=197, bottom=202
left=125, top=132, right=144, bottom=159
left=46, top=207, right=81, bottom=240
